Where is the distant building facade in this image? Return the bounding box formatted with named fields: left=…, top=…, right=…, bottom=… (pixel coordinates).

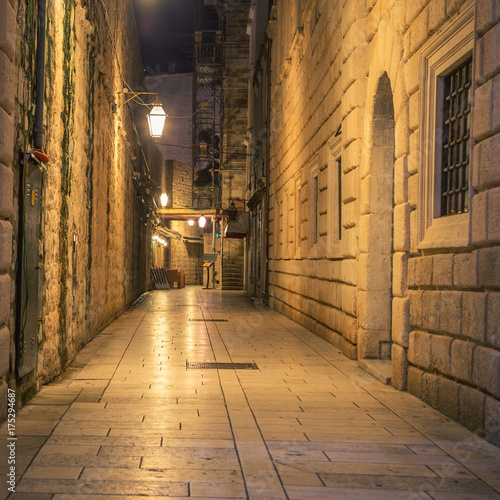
left=246, top=0, right=500, bottom=446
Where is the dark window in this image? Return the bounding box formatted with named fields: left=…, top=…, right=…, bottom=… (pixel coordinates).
left=337, top=158, right=342, bottom=240
left=440, top=57, right=472, bottom=216
left=313, top=175, right=319, bottom=244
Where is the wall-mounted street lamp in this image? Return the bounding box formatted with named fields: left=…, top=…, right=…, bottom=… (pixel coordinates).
left=118, top=91, right=167, bottom=138
left=188, top=220, right=195, bottom=226
left=227, top=200, right=238, bottom=221
left=160, top=193, right=168, bottom=207
left=147, top=99, right=168, bottom=138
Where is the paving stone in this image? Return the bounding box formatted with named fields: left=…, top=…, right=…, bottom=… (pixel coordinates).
left=3, top=288, right=500, bottom=499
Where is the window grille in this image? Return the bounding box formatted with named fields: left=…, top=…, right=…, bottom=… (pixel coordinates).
left=440, top=57, right=472, bottom=216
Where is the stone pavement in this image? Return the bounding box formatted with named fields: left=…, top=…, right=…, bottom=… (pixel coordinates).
left=1, top=287, right=500, bottom=500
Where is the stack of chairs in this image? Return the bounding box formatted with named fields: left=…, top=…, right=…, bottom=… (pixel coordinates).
left=150, top=267, right=170, bottom=290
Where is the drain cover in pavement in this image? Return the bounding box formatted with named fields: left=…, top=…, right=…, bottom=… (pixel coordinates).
left=189, top=319, right=228, bottom=322
left=187, top=361, right=258, bottom=370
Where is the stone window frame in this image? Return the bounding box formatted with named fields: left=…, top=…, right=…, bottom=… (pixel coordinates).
left=294, top=176, right=302, bottom=258
left=307, top=155, right=320, bottom=256
left=283, top=183, right=291, bottom=258
left=327, top=133, right=342, bottom=258
left=418, top=3, right=475, bottom=250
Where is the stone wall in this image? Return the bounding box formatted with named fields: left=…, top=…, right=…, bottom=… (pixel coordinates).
left=1, top=0, right=156, bottom=418
left=221, top=0, right=250, bottom=207
left=0, top=0, right=16, bottom=420
left=166, top=160, right=203, bottom=285
left=266, top=0, right=500, bottom=445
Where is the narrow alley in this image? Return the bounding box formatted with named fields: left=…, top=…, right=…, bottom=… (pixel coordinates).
left=2, top=288, right=500, bottom=499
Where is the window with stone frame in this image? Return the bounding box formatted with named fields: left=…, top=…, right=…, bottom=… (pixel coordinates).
left=418, top=4, right=474, bottom=250
left=313, top=174, right=319, bottom=245
left=327, top=131, right=342, bottom=257
left=295, top=177, right=302, bottom=255
left=439, top=57, right=472, bottom=217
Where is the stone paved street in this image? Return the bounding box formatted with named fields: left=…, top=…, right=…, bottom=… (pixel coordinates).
left=1, top=287, right=500, bottom=499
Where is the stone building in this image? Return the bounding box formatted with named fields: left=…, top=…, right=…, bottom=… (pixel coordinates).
left=246, top=0, right=500, bottom=446
left=144, top=71, right=205, bottom=284
left=164, top=160, right=204, bottom=285
left=0, top=0, right=161, bottom=419
left=145, top=71, right=193, bottom=167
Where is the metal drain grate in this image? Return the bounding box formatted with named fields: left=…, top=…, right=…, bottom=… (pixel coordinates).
left=187, top=361, right=258, bottom=370
left=189, top=319, right=228, bottom=322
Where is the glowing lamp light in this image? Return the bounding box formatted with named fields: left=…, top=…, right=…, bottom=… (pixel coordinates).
left=198, top=216, right=206, bottom=228
left=147, top=100, right=167, bottom=137
left=160, top=193, right=168, bottom=207
left=188, top=220, right=195, bottom=226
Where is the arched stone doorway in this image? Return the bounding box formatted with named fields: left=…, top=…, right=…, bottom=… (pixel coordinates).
left=358, top=72, right=395, bottom=364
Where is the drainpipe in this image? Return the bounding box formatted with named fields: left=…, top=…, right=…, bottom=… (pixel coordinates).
left=264, top=36, right=271, bottom=304
left=34, top=0, right=46, bottom=149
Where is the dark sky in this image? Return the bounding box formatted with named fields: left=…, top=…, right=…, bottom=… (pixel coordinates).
left=132, top=0, right=198, bottom=74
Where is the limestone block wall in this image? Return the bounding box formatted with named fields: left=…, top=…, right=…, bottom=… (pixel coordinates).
left=0, top=0, right=16, bottom=420
left=166, top=160, right=203, bottom=285
left=3, top=0, right=154, bottom=417
left=222, top=0, right=250, bottom=206
left=267, top=0, right=500, bottom=445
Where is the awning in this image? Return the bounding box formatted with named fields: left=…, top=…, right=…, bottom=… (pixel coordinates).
left=225, top=211, right=250, bottom=239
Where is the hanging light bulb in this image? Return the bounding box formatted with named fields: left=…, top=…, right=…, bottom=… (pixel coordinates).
left=160, top=193, right=168, bottom=207
left=198, top=216, right=206, bottom=228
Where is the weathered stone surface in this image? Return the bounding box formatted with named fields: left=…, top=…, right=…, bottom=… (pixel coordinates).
left=487, top=292, right=500, bottom=346
left=459, top=385, right=486, bottom=434
left=473, top=133, right=500, bottom=190
left=392, top=297, right=410, bottom=347
left=438, top=377, right=460, bottom=421
left=0, top=220, right=11, bottom=272
left=431, top=254, right=453, bottom=288
left=421, top=291, right=440, bottom=331
left=415, top=256, right=433, bottom=287
left=462, top=292, right=487, bottom=343
left=0, top=273, right=9, bottom=326
left=476, top=0, right=500, bottom=35
left=422, top=371, right=439, bottom=408
left=409, top=290, right=423, bottom=327
left=408, top=330, right=431, bottom=369
left=393, top=202, right=411, bottom=252
left=439, top=291, right=462, bottom=336
left=391, top=343, right=408, bottom=390
left=473, top=75, right=500, bottom=142
left=485, top=396, right=500, bottom=446
left=0, top=380, right=6, bottom=421
left=477, top=21, right=500, bottom=84
left=0, top=50, right=14, bottom=114
left=0, top=0, right=16, bottom=61
left=407, top=365, right=423, bottom=398
left=478, top=246, right=500, bottom=287
left=451, top=340, right=475, bottom=383
left=453, top=253, right=479, bottom=288
left=473, top=346, right=500, bottom=398
left=358, top=290, right=391, bottom=331
left=430, top=333, right=453, bottom=375
left=392, top=252, right=409, bottom=297
left=0, top=325, right=9, bottom=377
left=0, top=164, right=12, bottom=218
left=0, top=107, right=13, bottom=167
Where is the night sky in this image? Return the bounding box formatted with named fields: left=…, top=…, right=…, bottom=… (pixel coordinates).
left=132, top=0, right=199, bottom=74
